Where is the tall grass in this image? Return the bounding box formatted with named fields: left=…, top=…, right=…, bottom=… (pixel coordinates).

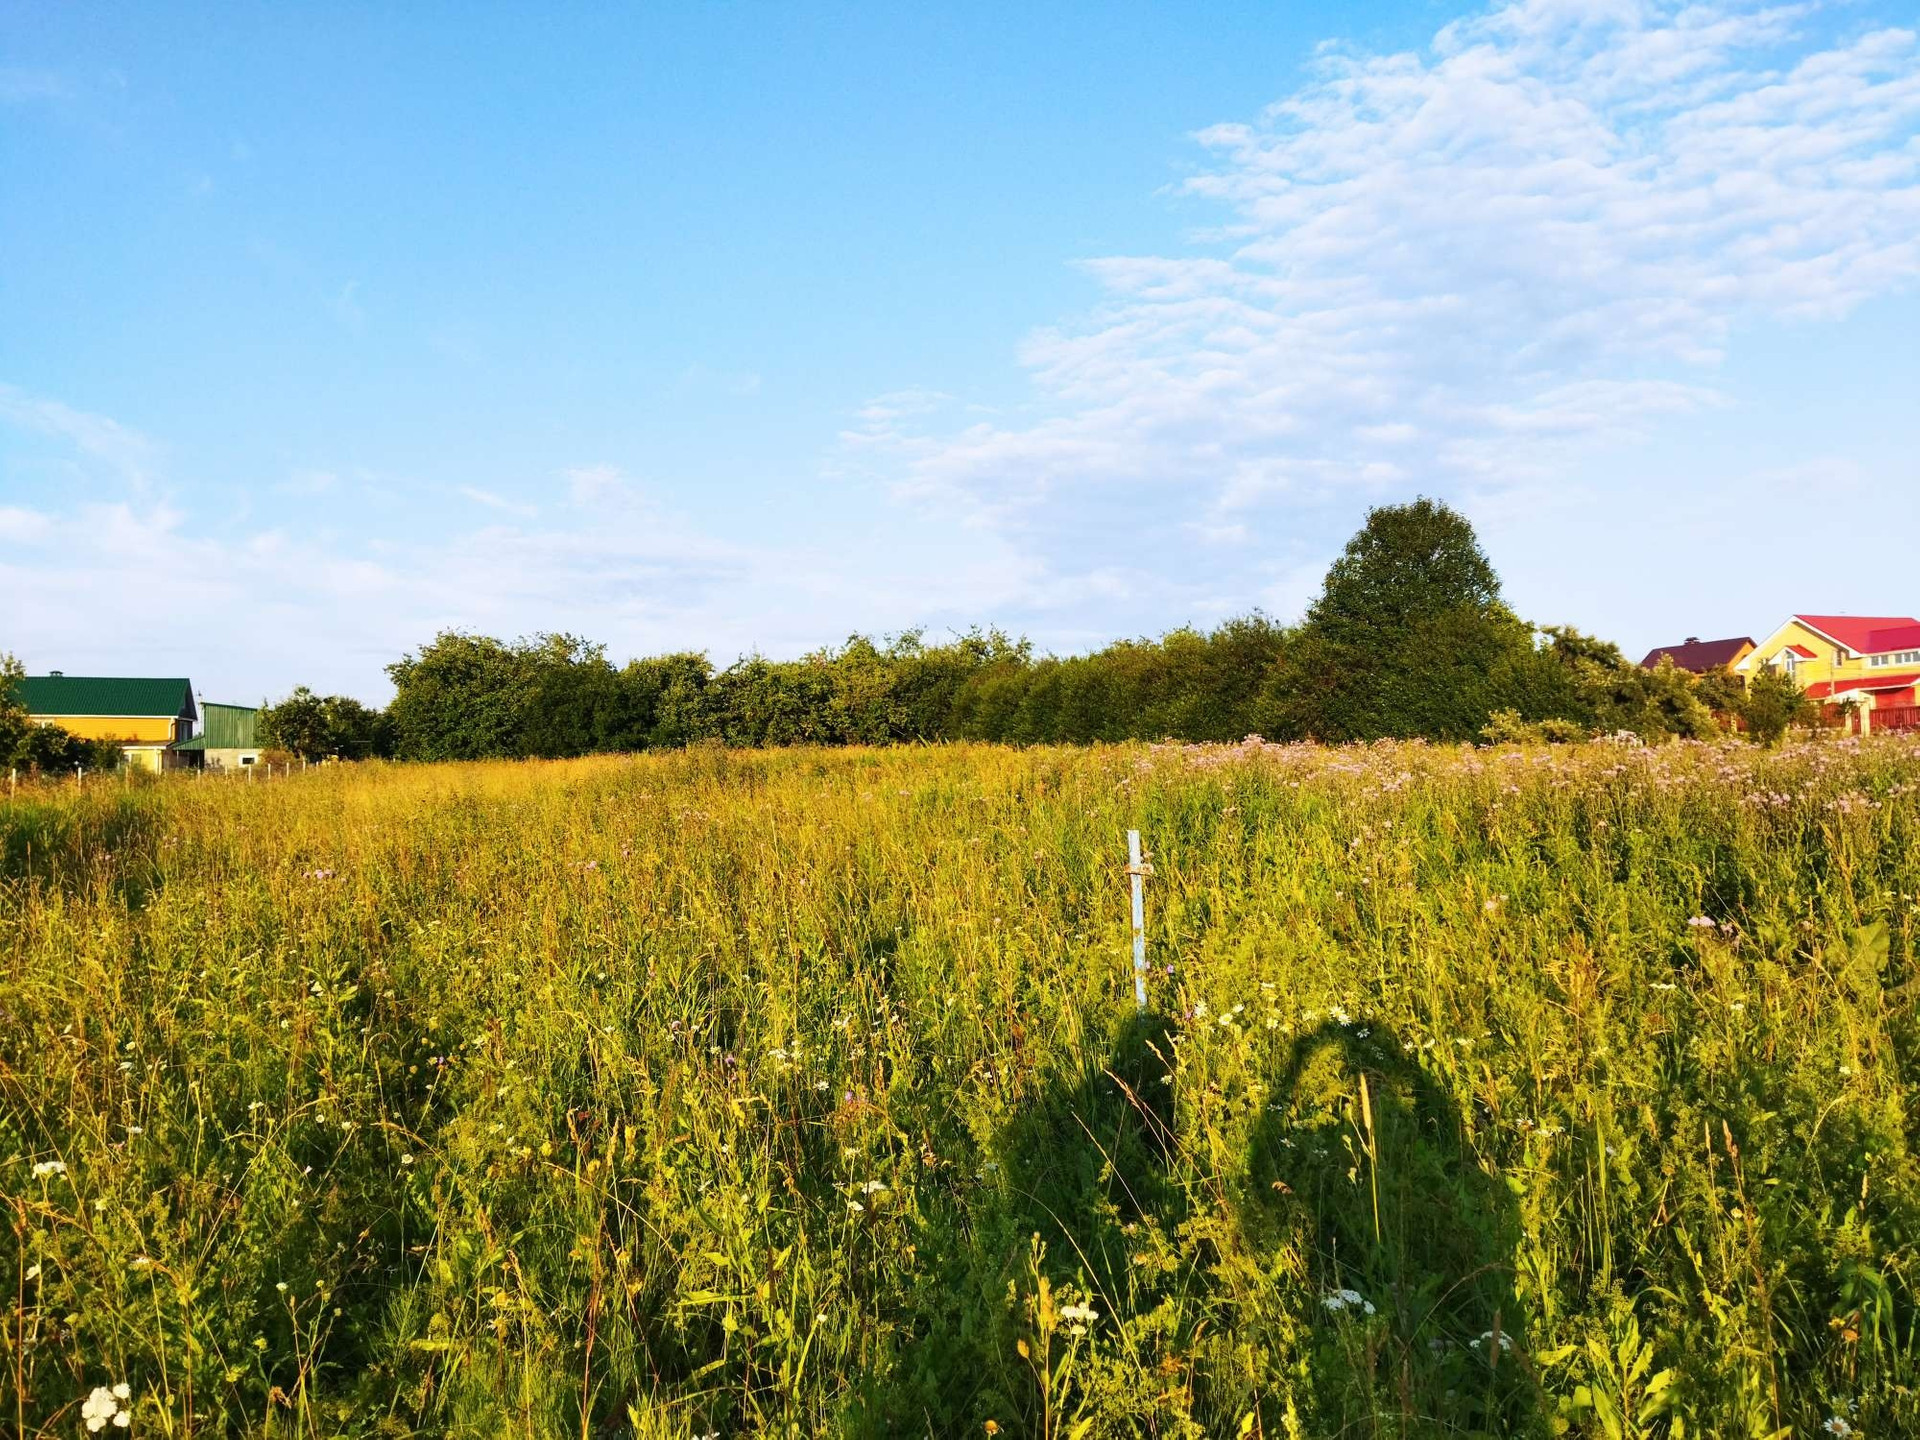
left=4, top=737, right=1918, bottom=1436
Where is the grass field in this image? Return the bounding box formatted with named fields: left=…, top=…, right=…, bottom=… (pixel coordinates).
left=5, top=738, right=1920, bottom=1437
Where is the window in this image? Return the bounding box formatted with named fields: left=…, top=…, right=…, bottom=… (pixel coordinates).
left=240, top=756, right=255, bottom=766
left=1871, top=650, right=1920, bottom=668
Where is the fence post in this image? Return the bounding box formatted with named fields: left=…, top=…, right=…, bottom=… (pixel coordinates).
left=1126, top=829, right=1152, bottom=1009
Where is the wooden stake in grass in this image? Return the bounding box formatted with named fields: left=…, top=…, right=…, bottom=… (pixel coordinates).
left=1127, top=829, right=1152, bottom=1009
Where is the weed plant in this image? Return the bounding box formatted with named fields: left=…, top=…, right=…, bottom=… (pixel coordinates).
left=4, top=737, right=1919, bottom=1437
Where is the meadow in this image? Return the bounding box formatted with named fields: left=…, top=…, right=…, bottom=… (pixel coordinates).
left=4, top=737, right=1919, bottom=1438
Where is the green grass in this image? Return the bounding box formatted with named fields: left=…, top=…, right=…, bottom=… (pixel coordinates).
left=4, top=737, right=1919, bottom=1437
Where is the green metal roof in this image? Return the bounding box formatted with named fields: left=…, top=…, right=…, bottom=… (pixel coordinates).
left=198, top=702, right=260, bottom=748
left=9, top=674, right=197, bottom=721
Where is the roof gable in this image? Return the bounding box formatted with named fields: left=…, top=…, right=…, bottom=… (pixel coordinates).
left=1638, top=636, right=1754, bottom=672
left=9, top=675, right=196, bottom=721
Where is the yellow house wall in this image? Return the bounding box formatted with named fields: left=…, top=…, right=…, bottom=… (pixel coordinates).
left=1743, top=621, right=1870, bottom=691
left=34, top=714, right=184, bottom=743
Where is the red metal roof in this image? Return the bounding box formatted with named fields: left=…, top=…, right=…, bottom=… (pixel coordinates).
left=1808, top=672, right=1920, bottom=698
left=1785, top=644, right=1817, bottom=658
left=1793, top=614, right=1920, bottom=653
left=1864, top=623, right=1920, bottom=653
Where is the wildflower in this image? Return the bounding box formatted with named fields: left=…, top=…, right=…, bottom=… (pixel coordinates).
left=1321, top=1288, right=1375, bottom=1316
left=31, top=1159, right=66, bottom=1179
left=1060, top=1300, right=1099, bottom=1334
left=1686, top=916, right=1717, bottom=930
left=1471, top=1331, right=1515, bottom=1354
left=400, top=1153, right=415, bottom=1166
left=1823, top=1419, right=1853, bottom=1437
left=81, top=1384, right=131, bottom=1431
left=25, top=1263, right=41, bottom=1281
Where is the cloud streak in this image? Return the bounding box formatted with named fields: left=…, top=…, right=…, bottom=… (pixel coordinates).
left=855, top=1, right=1920, bottom=565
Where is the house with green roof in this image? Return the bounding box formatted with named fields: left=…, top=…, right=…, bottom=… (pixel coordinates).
left=169, top=701, right=265, bottom=771
left=10, top=672, right=198, bottom=772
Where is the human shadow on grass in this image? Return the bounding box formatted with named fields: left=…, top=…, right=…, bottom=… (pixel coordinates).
left=1245, top=1020, right=1540, bottom=1436
left=856, top=1009, right=1184, bottom=1435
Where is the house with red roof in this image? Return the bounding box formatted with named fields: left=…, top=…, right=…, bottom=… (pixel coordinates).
left=1737, top=615, right=1920, bottom=731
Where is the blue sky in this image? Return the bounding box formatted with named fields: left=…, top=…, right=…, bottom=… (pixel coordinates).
left=4, top=1, right=1918, bottom=703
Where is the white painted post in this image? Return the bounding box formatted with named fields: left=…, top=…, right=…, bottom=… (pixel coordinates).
left=1127, top=829, right=1151, bottom=1009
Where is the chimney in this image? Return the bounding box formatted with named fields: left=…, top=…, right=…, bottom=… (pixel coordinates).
left=1684, top=637, right=1699, bottom=645
left=49, top=669, right=63, bottom=676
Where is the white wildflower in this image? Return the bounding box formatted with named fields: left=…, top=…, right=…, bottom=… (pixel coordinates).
left=81, top=1384, right=131, bottom=1431
left=31, top=1159, right=66, bottom=1179
left=1321, top=1288, right=1375, bottom=1316
left=1060, top=1299, right=1099, bottom=1334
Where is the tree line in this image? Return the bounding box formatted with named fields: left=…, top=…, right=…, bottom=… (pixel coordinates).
left=253, top=499, right=1814, bottom=762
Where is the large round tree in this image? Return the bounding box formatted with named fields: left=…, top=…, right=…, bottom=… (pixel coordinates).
left=1264, top=498, right=1538, bottom=742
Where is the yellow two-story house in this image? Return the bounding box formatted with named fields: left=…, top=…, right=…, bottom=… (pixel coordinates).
left=1738, top=615, right=1920, bottom=730
left=11, top=672, right=199, bottom=772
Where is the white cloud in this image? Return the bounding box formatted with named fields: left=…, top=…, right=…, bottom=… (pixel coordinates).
left=456, top=485, right=537, bottom=518
left=853, top=1, right=1920, bottom=601
left=0, top=407, right=1047, bottom=697
left=0, top=506, right=53, bottom=544
left=0, top=383, right=162, bottom=489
